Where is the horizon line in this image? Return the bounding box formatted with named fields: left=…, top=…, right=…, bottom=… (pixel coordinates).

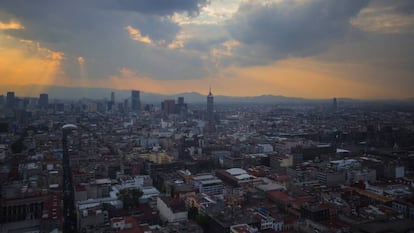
left=0, top=84, right=413, bottom=101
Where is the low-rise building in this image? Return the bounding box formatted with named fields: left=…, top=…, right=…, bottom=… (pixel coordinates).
left=230, top=224, right=258, bottom=233
left=156, top=196, right=187, bottom=223
left=392, top=198, right=414, bottom=219
left=192, top=174, right=223, bottom=195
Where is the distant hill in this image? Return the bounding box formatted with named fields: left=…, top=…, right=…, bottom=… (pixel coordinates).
left=0, top=84, right=412, bottom=105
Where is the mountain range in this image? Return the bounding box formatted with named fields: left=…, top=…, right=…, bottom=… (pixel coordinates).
left=0, top=84, right=413, bottom=105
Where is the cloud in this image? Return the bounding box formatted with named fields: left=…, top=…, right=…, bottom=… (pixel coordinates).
left=0, top=0, right=413, bottom=99
left=125, top=26, right=153, bottom=44
left=77, top=56, right=85, bottom=65
left=0, top=34, right=64, bottom=95
left=0, top=19, right=24, bottom=30
left=376, top=0, right=414, bottom=15
left=114, top=0, right=209, bottom=16
left=129, top=15, right=180, bottom=44
left=0, top=0, right=209, bottom=81
left=227, top=0, right=369, bottom=64
left=106, top=67, right=211, bottom=94
left=351, top=0, right=414, bottom=34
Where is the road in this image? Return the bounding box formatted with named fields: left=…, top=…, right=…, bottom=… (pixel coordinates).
left=62, top=129, right=77, bottom=233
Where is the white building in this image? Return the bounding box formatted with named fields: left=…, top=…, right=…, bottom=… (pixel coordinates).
left=157, top=197, right=187, bottom=223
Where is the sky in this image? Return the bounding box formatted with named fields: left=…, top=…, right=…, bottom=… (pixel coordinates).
left=0, top=0, right=413, bottom=99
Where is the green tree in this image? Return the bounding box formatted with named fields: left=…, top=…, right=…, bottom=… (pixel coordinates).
left=117, top=188, right=143, bottom=209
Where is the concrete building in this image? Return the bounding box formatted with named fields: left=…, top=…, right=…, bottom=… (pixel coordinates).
left=317, top=170, right=346, bottom=187
left=346, top=169, right=376, bottom=184
left=38, top=93, right=48, bottom=109
left=77, top=204, right=108, bottom=232
left=393, top=198, right=414, bottom=219
left=216, top=168, right=262, bottom=187
left=384, top=163, right=405, bottom=179
left=191, top=174, right=223, bottom=195
left=156, top=221, right=203, bottom=233
left=230, top=224, right=259, bottom=233
left=6, top=91, right=15, bottom=108
left=222, top=153, right=243, bottom=168
left=301, top=203, right=330, bottom=222
left=156, top=196, right=188, bottom=223
left=161, top=99, right=176, bottom=116
left=330, top=159, right=361, bottom=170
left=203, top=203, right=259, bottom=233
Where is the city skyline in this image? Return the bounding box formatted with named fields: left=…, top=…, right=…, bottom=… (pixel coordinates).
left=1, top=0, right=414, bottom=99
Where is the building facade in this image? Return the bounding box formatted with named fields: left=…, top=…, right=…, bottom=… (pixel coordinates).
left=131, top=90, right=141, bottom=112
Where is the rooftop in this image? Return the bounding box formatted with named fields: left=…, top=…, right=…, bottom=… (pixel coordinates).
left=226, top=168, right=247, bottom=176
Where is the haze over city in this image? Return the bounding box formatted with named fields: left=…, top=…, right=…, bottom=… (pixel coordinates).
left=1, top=0, right=414, bottom=99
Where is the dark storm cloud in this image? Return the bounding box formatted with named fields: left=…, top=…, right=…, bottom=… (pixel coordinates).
left=0, top=0, right=204, bottom=43
left=114, top=0, right=209, bottom=16
left=372, top=0, right=414, bottom=15
left=395, top=1, right=414, bottom=15
left=227, top=0, right=369, bottom=64
left=131, top=15, right=180, bottom=44
left=0, top=0, right=209, bottom=80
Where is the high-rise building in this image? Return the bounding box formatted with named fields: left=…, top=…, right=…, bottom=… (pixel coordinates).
left=38, top=93, right=49, bottom=109
left=206, top=87, right=214, bottom=131
left=176, top=96, right=187, bottom=119
left=178, top=97, right=184, bottom=106
left=107, top=92, right=116, bottom=112
left=131, top=90, right=141, bottom=112
left=161, top=99, right=176, bottom=115
left=6, top=92, right=15, bottom=108
left=333, top=97, right=337, bottom=113
left=0, top=95, right=4, bottom=106
left=111, top=92, right=115, bottom=103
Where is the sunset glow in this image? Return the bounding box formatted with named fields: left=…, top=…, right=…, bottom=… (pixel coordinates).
left=0, top=0, right=413, bottom=99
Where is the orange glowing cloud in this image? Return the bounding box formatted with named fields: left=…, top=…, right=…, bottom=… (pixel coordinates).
left=107, top=68, right=205, bottom=94
left=102, top=57, right=410, bottom=99
left=125, top=25, right=153, bottom=44
left=77, top=56, right=85, bottom=65
left=0, top=20, right=24, bottom=30
left=0, top=34, right=64, bottom=95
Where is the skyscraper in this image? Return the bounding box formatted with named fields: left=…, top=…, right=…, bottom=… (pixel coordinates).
left=6, top=91, right=15, bottom=108
left=131, top=90, right=141, bottom=112
left=176, top=96, right=188, bottom=120
left=111, top=92, right=115, bottom=103
left=206, top=87, right=214, bottom=130
left=333, top=97, right=337, bottom=113
left=0, top=95, right=4, bottom=106
left=38, top=93, right=49, bottom=109
left=161, top=99, right=176, bottom=115
left=178, top=97, right=184, bottom=106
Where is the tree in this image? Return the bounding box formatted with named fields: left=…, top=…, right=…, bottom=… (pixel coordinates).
left=11, top=137, right=25, bottom=153
left=116, top=188, right=143, bottom=209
